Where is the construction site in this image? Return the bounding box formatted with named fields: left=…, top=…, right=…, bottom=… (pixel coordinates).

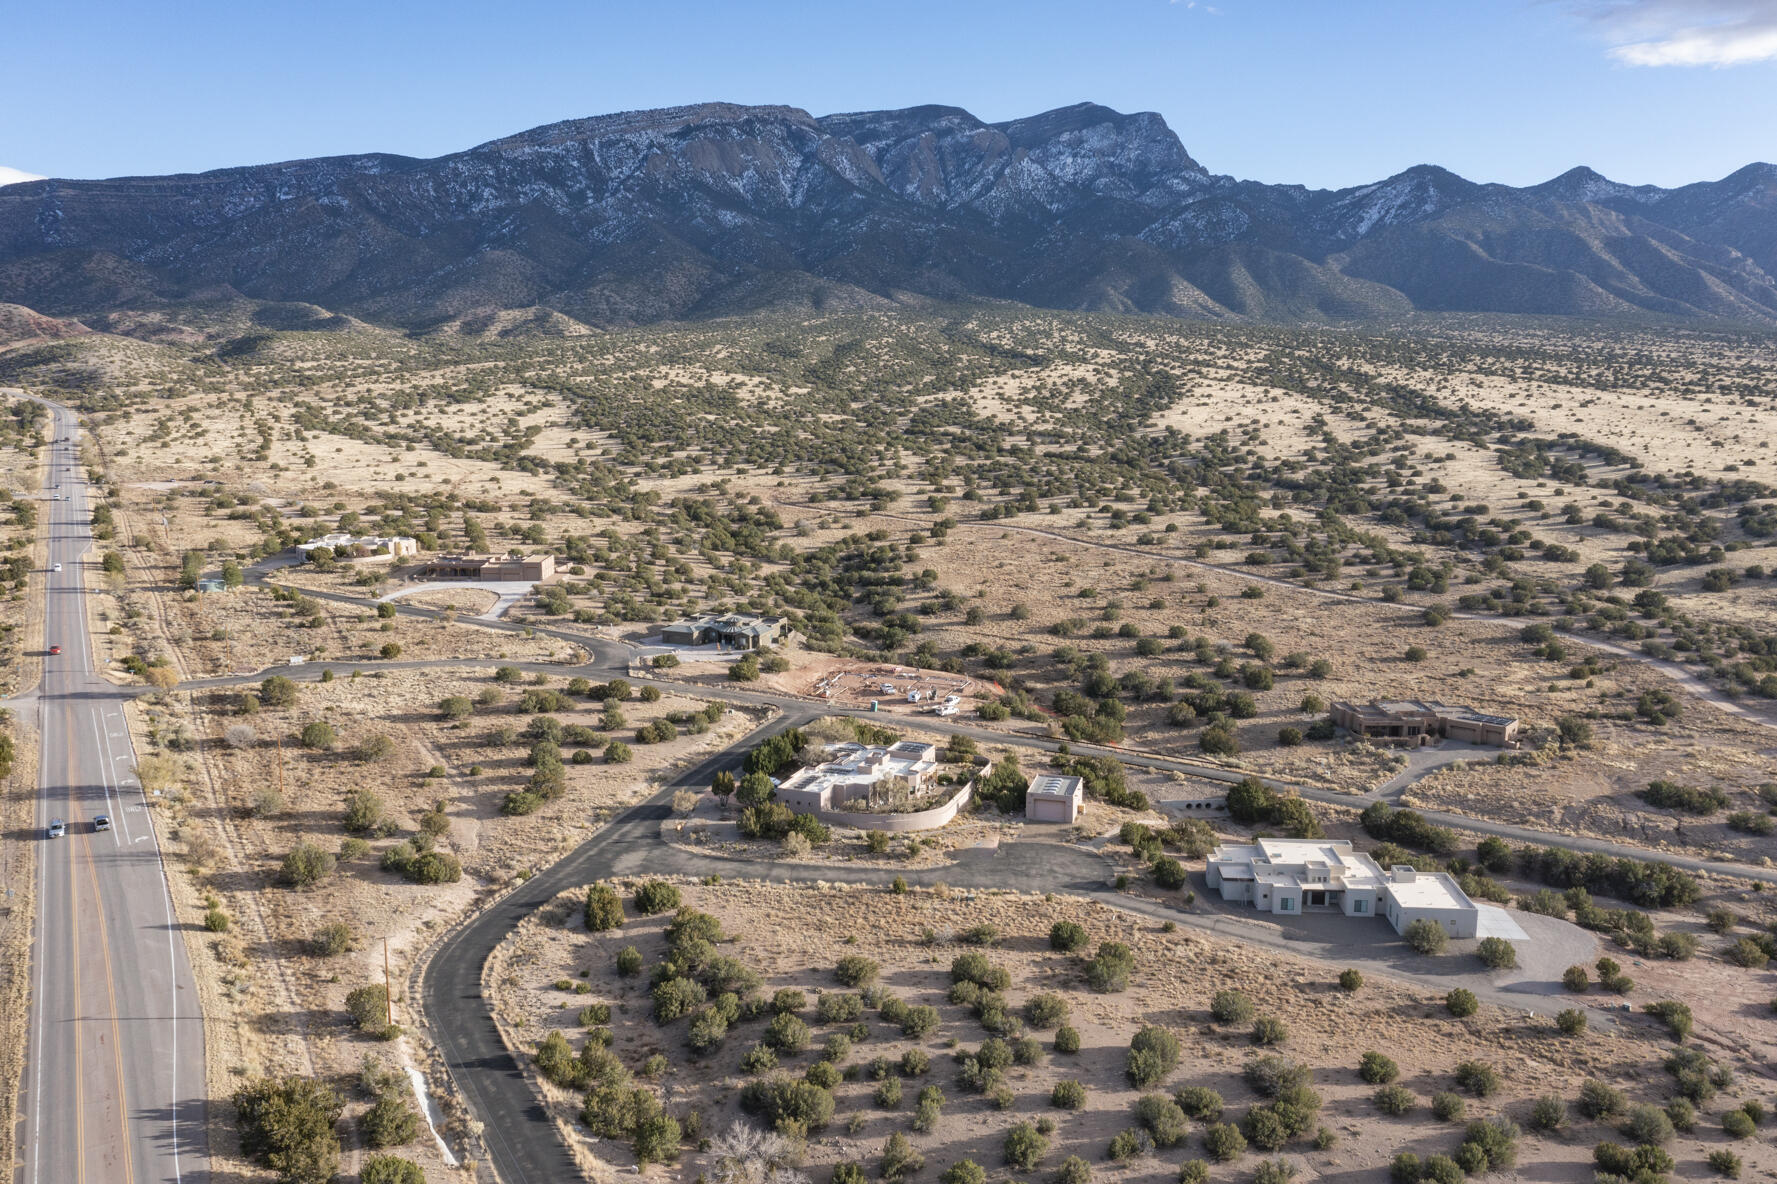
left=778, top=657, right=990, bottom=715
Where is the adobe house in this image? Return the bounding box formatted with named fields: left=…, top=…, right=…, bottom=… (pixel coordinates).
left=419, top=554, right=555, bottom=582
left=483, top=554, right=555, bottom=582
left=1330, top=699, right=1520, bottom=747
left=420, top=554, right=491, bottom=579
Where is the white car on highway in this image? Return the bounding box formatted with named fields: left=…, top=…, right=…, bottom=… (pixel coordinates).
left=46, top=819, right=64, bottom=839
left=51, top=563, right=60, bottom=572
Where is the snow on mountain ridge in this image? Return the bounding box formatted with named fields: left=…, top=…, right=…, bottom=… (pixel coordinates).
left=3, top=103, right=1776, bottom=328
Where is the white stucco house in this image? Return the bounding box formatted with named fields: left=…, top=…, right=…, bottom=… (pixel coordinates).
left=1207, top=838, right=1479, bottom=938
left=1025, top=775, right=1084, bottom=824
left=1381, top=865, right=1481, bottom=939
left=298, top=532, right=418, bottom=561
left=774, top=741, right=940, bottom=814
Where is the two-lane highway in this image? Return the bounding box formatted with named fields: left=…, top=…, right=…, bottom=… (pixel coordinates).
left=14, top=400, right=207, bottom=1182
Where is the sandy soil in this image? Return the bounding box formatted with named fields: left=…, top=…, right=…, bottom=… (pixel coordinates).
left=0, top=723, right=40, bottom=1176
left=129, top=665, right=766, bottom=1180
left=489, top=880, right=1777, bottom=1184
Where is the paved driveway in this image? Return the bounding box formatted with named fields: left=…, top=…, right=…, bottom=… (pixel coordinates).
left=1375, top=740, right=1500, bottom=798
left=379, top=580, right=536, bottom=620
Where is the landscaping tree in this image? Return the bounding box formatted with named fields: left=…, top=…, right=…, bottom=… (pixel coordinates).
left=1087, top=941, right=1136, bottom=993
left=260, top=674, right=298, bottom=707
left=360, top=1086, right=421, bottom=1149
left=346, top=984, right=398, bottom=1040
left=1209, top=989, right=1253, bottom=1024
left=1404, top=919, right=1449, bottom=955
left=1475, top=937, right=1517, bottom=970
left=881, top=1132, right=923, bottom=1181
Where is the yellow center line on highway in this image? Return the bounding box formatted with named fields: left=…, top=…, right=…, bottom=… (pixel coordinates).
left=65, top=769, right=85, bottom=1184
left=80, top=816, right=137, bottom=1184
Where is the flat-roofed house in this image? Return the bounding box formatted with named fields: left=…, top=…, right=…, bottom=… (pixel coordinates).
left=774, top=741, right=941, bottom=813
left=421, top=554, right=492, bottom=579
left=1025, top=775, right=1084, bottom=824
left=483, top=554, right=555, bottom=582
left=1331, top=699, right=1520, bottom=747
left=714, top=614, right=787, bottom=650
left=658, top=613, right=788, bottom=650
left=298, top=533, right=418, bottom=561
left=418, top=554, right=555, bottom=582
left=1381, top=866, right=1480, bottom=938
left=660, top=616, right=716, bottom=646
left=1207, top=838, right=1387, bottom=920
left=361, top=535, right=418, bottom=559
left=1208, top=839, right=1481, bottom=937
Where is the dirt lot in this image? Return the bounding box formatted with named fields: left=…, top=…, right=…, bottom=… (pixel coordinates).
left=778, top=656, right=986, bottom=713
left=490, top=880, right=1777, bottom=1184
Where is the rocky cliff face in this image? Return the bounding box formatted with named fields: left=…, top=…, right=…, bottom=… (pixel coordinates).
left=2, top=101, right=1774, bottom=329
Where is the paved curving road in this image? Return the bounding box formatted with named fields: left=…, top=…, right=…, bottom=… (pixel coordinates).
left=419, top=710, right=811, bottom=1183
left=176, top=652, right=1777, bottom=888
left=13, top=398, right=207, bottom=1184
left=419, top=706, right=1616, bottom=1184
left=417, top=704, right=1133, bottom=1184
left=2, top=391, right=1747, bottom=1184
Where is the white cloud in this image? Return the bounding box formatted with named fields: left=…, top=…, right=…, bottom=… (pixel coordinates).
left=0, top=166, right=46, bottom=187
left=1577, top=0, right=1777, bottom=66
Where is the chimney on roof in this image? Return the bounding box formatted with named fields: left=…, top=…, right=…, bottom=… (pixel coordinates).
left=1391, top=866, right=1417, bottom=883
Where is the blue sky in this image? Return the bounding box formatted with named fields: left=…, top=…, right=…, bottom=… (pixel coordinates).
left=3, top=0, right=1775, bottom=189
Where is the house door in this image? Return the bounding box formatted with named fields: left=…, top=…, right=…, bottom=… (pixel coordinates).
left=1304, top=890, right=1327, bottom=908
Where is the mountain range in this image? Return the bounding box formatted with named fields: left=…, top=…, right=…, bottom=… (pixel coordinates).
left=2, top=101, right=1775, bottom=334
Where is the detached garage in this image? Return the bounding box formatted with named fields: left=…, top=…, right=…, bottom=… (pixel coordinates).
left=1026, top=775, right=1083, bottom=824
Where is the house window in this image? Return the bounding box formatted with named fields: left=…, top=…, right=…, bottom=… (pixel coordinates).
left=1352, top=899, right=1367, bottom=914
left=1279, top=898, right=1294, bottom=912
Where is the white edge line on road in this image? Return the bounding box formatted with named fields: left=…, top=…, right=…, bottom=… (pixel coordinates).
left=28, top=695, right=45, bottom=1184
left=27, top=416, right=70, bottom=1184
left=90, top=712, right=128, bottom=848
left=70, top=423, right=182, bottom=1184
left=102, top=680, right=182, bottom=1183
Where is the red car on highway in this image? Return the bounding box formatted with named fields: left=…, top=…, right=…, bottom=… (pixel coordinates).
left=47, top=645, right=60, bottom=656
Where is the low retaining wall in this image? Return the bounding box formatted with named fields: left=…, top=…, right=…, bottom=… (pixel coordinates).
left=814, top=770, right=984, bottom=833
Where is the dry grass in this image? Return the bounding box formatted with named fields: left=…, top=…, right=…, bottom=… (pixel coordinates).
left=128, top=666, right=764, bottom=1180
left=0, top=725, right=41, bottom=1176
left=489, top=880, right=1777, bottom=1182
